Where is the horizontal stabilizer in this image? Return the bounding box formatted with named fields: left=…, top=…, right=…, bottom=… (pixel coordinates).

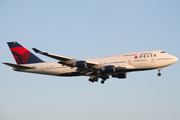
left=3, top=62, right=35, bottom=69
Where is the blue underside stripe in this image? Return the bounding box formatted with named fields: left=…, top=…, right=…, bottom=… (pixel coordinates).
left=57, top=68, right=155, bottom=76
left=57, top=72, right=81, bottom=76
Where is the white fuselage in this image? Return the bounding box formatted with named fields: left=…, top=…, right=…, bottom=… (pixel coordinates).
left=17, top=50, right=178, bottom=76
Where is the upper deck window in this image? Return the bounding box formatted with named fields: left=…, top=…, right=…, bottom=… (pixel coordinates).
left=161, top=51, right=166, bottom=53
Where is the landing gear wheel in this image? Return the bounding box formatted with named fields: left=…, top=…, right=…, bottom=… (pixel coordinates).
left=94, top=78, right=98, bottom=82
left=157, top=68, right=162, bottom=76
left=101, top=81, right=105, bottom=84
left=89, top=78, right=94, bottom=83
left=157, top=73, right=161, bottom=76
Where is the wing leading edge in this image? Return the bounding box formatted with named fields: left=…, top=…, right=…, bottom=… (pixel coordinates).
left=32, top=48, right=135, bottom=70
left=32, top=48, right=100, bottom=67
left=32, top=48, right=73, bottom=61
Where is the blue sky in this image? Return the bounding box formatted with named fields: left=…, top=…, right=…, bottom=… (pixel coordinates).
left=0, top=0, right=180, bottom=120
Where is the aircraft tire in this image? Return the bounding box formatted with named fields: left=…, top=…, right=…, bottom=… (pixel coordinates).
left=101, top=81, right=105, bottom=84
left=157, top=73, right=161, bottom=76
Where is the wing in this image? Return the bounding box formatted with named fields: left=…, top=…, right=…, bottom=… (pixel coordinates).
left=32, top=48, right=135, bottom=75
left=32, top=48, right=73, bottom=61
left=3, top=62, right=35, bottom=69
left=32, top=48, right=100, bottom=67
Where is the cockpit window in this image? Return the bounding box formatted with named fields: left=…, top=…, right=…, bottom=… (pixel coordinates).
left=161, top=51, right=166, bottom=53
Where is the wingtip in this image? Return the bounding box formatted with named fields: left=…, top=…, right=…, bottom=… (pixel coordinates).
left=2, top=62, right=7, bottom=65
left=32, top=48, right=42, bottom=53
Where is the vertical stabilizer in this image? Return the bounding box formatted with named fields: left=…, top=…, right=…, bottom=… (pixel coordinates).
left=7, top=42, right=44, bottom=64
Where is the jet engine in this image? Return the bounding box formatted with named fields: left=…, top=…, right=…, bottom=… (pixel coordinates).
left=73, top=61, right=87, bottom=68
left=101, top=65, right=115, bottom=73
left=112, top=73, right=127, bottom=79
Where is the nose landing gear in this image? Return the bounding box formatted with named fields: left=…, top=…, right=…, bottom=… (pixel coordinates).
left=157, top=68, right=162, bottom=76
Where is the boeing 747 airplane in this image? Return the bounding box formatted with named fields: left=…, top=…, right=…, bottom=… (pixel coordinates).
left=3, top=42, right=178, bottom=84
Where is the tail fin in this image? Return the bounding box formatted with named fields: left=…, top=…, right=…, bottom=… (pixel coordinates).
left=7, top=41, right=44, bottom=64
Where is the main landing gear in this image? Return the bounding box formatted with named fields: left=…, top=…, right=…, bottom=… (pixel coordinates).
left=89, top=75, right=98, bottom=83
left=100, top=74, right=109, bottom=84
left=89, top=74, right=109, bottom=84
left=101, top=79, right=106, bottom=84
left=157, top=68, right=162, bottom=76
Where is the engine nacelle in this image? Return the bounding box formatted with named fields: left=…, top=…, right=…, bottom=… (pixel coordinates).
left=112, top=73, right=127, bottom=79
left=73, top=61, right=87, bottom=68
left=101, top=65, right=115, bottom=73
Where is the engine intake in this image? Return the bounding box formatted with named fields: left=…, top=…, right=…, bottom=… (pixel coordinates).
left=112, top=73, right=127, bottom=79
left=73, top=61, right=87, bottom=68
left=101, top=65, right=115, bottom=73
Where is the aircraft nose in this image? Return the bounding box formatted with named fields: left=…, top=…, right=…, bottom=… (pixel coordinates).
left=174, top=56, right=178, bottom=62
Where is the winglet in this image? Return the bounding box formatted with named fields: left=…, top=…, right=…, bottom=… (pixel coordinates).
left=32, top=48, right=42, bottom=53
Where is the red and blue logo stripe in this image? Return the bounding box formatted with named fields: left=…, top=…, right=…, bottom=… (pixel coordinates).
left=8, top=42, right=44, bottom=64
